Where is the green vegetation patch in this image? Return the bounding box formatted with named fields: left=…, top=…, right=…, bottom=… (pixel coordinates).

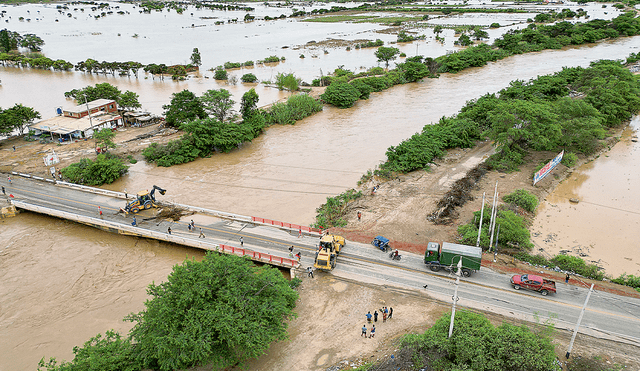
left=39, top=252, right=298, bottom=371
left=304, top=14, right=375, bottom=22
left=313, top=189, right=363, bottom=228
left=400, top=310, right=558, bottom=371
left=61, top=154, right=128, bottom=186
left=503, top=189, right=538, bottom=213
left=458, top=206, right=533, bottom=250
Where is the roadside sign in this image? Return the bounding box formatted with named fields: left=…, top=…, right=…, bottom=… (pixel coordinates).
left=43, top=150, right=59, bottom=166
left=533, top=150, right=564, bottom=185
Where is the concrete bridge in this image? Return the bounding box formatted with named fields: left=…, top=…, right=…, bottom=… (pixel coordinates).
left=1, top=171, right=321, bottom=270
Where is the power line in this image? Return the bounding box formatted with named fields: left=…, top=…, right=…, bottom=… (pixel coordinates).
left=124, top=168, right=350, bottom=195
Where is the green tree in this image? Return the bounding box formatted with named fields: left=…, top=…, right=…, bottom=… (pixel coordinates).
left=61, top=154, right=128, bottom=186
left=1, top=104, right=41, bottom=135
left=37, top=330, right=141, bottom=371
left=190, top=47, right=201, bottom=67
left=0, top=29, right=19, bottom=53
left=200, top=89, right=235, bottom=122
left=375, top=46, right=400, bottom=68
left=118, top=91, right=142, bottom=111
left=433, top=25, right=444, bottom=36
left=240, top=88, right=260, bottom=119
left=19, top=33, right=44, bottom=51
left=64, top=83, right=140, bottom=111
left=485, top=99, right=560, bottom=153
left=320, top=82, right=361, bottom=108
left=162, top=90, right=207, bottom=127
left=214, top=66, right=227, bottom=80
left=241, top=73, right=258, bottom=83
left=401, top=310, right=557, bottom=371
left=94, top=127, right=116, bottom=150
left=275, top=72, right=300, bottom=91
left=125, top=252, right=298, bottom=371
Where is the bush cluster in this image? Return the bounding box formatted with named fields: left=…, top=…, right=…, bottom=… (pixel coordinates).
left=400, top=310, right=558, bottom=371
left=265, top=94, right=323, bottom=125
left=458, top=206, right=533, bottom=250
left=142, top=118, right=263, bottom=167
left=61, top=154, right=128, bottom=186
left=379, top=58, right=638, bottom=174
left=503, top=189, right=538, bottom=213
left=355, top=39, right=384, bottom=49
left=514, top=252, right=605, bottom=281
left=313, top=189, right=363, bottom=228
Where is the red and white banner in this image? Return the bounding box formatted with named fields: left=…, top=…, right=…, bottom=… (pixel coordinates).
left=533, top=150, right=564, bottom=185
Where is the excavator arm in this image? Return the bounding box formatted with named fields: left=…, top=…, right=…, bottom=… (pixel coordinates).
left=149, top=185, right=167, bottom=201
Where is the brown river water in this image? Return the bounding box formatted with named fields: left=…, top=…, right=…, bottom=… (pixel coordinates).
left=0, top=2, right=639, bottom=368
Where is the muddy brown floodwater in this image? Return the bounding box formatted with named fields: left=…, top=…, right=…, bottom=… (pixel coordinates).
left=1, top=35, right=640, bottom=370
left=531, top=117, right=640, bottom=277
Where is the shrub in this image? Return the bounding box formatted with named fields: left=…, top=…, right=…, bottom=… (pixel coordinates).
left=61, top=154, right=128, bottom=186
left=241, top=73, right=258, bottom=83
left=320, top=82, right=361, bottom=108
left=349, top=79, right=374, bottom=100
left=503, top=189, right=538, bottom=213
left=611, top=274, right=640, bottom=290
left=265, top=94, right=323, bottom=125
left=400, top=310, right=558, bottom=371
left=214, top=67, right=227, bottom=80
left=313, top=189, right=363, bottom=228
left=514, top=252, right=551, bottom=266
left=561, top=151, right=577, bottom=167
left=275, top=72, right=300, bottom=91
left=261, top=55, right=280, bottom=63
left=550, top=255, right=604, bottom=280
left=458, top=207, right=533, bottom=250
left=223, top=61, right=242, bottom=69
left=490, top=22, right=501, bottom=28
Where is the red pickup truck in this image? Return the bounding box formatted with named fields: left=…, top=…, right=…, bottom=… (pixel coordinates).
left=510, top=274, right=556, bottom=296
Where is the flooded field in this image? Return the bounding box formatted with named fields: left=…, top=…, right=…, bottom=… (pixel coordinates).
left=531, top=117, right=640, bottom=277
left=1, top=0, right=640, bottom=368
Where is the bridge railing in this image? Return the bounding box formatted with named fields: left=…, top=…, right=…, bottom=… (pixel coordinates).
left=11, top=200, right=299, bottom=269
left=251, top=217, right=322, bottom=237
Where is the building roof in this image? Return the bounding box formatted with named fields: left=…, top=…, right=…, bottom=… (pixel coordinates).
left=64, top=99, right=116, bottom=114
left=30, top=112, right=121, bottom=135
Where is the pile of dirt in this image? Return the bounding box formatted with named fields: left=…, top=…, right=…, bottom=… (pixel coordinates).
left=428, top=163, right=489, bottom=225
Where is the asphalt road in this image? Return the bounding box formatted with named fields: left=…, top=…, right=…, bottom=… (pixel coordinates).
left=3, top=175, right=640, bottom=348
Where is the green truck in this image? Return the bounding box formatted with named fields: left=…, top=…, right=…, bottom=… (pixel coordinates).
left=424, top=242, right=482, bottom=277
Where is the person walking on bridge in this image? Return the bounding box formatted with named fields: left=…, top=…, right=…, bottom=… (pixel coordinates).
left=199, top=228, right=205, bottom=238
left=240, top=237, right=244, bottom=247
left=131, top=217, right=137, bottom=227
left=167, top=226, right=172, bottom=235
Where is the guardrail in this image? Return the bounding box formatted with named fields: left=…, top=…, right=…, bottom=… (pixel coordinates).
left=11, top=200, right=299, bottom=269
left=251, top=216, right=322, bottom=237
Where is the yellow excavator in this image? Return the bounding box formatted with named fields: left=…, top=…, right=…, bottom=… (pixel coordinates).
left=121, top=185, right=166, bottom=214
left=313, top=234, right=346, bottom=271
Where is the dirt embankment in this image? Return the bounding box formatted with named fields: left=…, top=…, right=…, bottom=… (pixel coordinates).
left=329, top=124, right=639, bottom=299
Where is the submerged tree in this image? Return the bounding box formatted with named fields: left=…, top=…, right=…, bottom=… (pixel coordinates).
left=162, top=89, right=207, bottom=127
left=200, top=88, right=235, bottom=122
left=375, top=46, right=400, bottom=68
left=190, top=47, right=201, bottom=67
left=126, top=252, right=298, bottom=370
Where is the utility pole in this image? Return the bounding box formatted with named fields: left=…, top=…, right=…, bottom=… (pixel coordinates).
left=493, top=225, right=500, bottom=262
left=448, top=258, right=463, bottom=338
left=488, top=181, right=498, bottom=252
left=476, top=192, right=485, bottom=247
left=566, top=284, right=594, bottom=359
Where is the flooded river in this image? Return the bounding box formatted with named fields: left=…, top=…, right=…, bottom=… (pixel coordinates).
left=1, top=1, right=639, bottom=368
left=531, top=117, right=640, bottom=277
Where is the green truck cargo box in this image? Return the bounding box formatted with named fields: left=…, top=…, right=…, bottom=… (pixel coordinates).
left=424, top=242, right=482, bottom=277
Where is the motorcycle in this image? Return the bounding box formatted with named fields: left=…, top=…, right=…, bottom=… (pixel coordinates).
left=388, top=251, right=402, bottom=261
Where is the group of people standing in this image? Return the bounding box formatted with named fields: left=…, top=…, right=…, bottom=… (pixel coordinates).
left=362, top=307, right=393, bottom=338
